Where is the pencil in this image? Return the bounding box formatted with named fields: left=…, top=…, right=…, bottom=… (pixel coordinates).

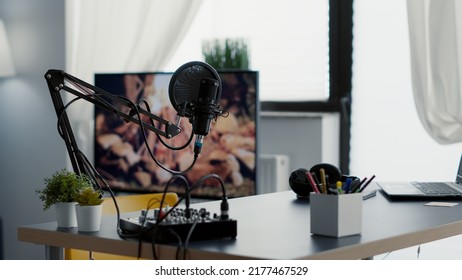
left=351, top=177, right=367, bottom=193
left=359, top=175, right=376, bottom=192
left=320, top=168, right=327, bottom=194
left=305, top=171, right=320, bottom=193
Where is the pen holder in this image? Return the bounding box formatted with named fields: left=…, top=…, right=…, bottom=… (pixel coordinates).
left=310, top=193, right=362, bottom=237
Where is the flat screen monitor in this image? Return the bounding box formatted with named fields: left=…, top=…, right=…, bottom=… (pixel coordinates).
left=94, top=70, right=258, bottom=199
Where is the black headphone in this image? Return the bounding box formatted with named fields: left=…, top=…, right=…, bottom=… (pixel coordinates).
left=288, top=163, right=360, bottom=198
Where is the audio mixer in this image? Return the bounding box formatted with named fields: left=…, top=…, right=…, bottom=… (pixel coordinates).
left=119, top=207, right=237, bottom=243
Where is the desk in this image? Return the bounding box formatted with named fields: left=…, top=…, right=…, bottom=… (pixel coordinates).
left=17, top=187, right=462, bottom=259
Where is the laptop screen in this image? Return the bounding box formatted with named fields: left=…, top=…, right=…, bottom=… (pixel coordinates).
left=456, top=155, right=462, bottom=184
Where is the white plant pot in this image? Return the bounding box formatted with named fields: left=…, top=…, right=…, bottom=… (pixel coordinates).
left=54, top=202, right=78, bottom=228
left=75, top=204, right=103, bottom=232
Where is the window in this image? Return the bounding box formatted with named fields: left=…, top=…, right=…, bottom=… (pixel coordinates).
left=166, top=0, right=330, bottom=102
left=167, top=0, right=353, bottom=172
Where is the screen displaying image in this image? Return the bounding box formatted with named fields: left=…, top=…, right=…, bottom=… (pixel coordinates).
left=94, top=70, right=258, bottom=198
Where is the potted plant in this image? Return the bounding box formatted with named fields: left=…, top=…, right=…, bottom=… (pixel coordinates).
left=202, top=38, right=250, bottom=70
left=36, top=169, right=92, bottom=228
left=74, top=187, right=104, bottom=232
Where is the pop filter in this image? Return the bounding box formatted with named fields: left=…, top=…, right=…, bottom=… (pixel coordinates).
left=169, top=61, right=222, bottom=119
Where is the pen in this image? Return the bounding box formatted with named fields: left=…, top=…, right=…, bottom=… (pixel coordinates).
left=320, top=168, right=327, bottom=194
left=351, top=177, right=367, bottom=193
left=359, top=175, right=376, bottom=192
left=344, top=177, right=352, bottom=194
left=305, top=171, right=320, bottom=193
left=326, top=175, right=332, bottom=193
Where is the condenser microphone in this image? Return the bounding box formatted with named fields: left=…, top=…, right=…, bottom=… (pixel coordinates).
left=169, top=61, right=222, bottom=155
left=193, top=78, right=220, bottom=136
left=192, top=77, right=220, bottom=154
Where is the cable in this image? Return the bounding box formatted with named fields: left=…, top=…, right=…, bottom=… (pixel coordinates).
left=137, top=98, right=194, bottom=151
left=168, top=229, right=183, bottom=260
left=50, top=71, right=233, bottom=260
left=128, top=173, right=229, bottom=260
left=63, top=75, right=199, bottom=176
left=190, top=174, right=229, bottom=220
left=182, top=220, right=198, bottom=260
left=72, top=150, right=131, bottom=240
left=154, top=173, right=228, bottom=226
left=127, top=174, right=191, bottom=259
left=54, top=77, right=201, bottom=253
left=131, top=101, right=198, bottom=175
left=158, top=175, right=190, bottom=223
left=57, top=96, right=81, bottom=139
left=381, top=251, right=392, bottom=260
left=153, top=174, right=228, bottom=259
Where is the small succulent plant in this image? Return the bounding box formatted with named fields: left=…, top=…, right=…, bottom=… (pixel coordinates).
left=74, top=187, right=104, bottom=206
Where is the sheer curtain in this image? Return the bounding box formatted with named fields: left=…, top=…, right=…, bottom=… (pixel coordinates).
left=407, top=0, right=462, bottom=144
left=64, top=0, right=203, bottom=163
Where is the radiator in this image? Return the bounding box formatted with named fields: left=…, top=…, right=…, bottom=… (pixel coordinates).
left=258, top=154, right=290, bottom=194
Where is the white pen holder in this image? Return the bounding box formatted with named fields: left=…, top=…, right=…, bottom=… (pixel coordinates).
left=310, top=193, right=363, bottom=237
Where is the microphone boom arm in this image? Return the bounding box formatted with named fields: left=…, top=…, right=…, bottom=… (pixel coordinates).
left=45, top=69, right=182, bottom=177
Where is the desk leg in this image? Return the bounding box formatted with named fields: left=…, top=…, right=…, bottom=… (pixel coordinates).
left=45, top=245, right=64, bottom=260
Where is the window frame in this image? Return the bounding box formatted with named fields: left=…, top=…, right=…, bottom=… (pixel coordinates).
left=261, top=0, right=353, bottom=173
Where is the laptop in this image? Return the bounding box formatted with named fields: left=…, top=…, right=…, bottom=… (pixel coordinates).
left=378, top=154, right=462, bottom=200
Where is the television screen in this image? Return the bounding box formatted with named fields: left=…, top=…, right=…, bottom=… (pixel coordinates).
left=94, top=70, right=258, bottom=198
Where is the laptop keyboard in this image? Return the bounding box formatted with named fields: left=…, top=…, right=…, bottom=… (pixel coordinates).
left=412, top=182, right=460, bottom=195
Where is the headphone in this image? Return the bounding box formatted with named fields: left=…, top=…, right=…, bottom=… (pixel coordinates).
left=288, top=163, right=360, bottom=198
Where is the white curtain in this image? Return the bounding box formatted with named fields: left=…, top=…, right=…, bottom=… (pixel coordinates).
left=407, top=0, right=462, bottom=144
left=64, top=0, right=203, bottom=164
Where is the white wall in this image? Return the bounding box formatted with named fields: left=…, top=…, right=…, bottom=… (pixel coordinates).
left=0, top=0, right=66, bottom=260
left=351, top=0, right=462, bottom=182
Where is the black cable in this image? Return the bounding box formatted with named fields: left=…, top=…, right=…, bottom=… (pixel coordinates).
left=63, top=76, right=199, bottom=176
left=148, top=175, right=190, bottom=259
left=51, top=73, right=230, bottom=260
left=182, top=220, right=198, bottom=260
left=167, top=229, right=183, bottom=260
left=72, top=150, right=129, bottom=239
left=381, top=251, right=392, bottom=260
left=55, top=80, right=200, bottom=248
left=146, top=197, right=162, bottom=212
left=57, top=96, right=81, bottom=138
left=152, top=174, right=228, bottom=259
left=150, top=232, right=158, bottom=260
left=137, top=98, right=194, bottom=151
left=155, top=173, right=228, bottom=226
left=71, top=150, right=141, bottom=243
left=124, top=174, right=190, bottom=259
left=157, top=175, right=190, bottom=223
left=119, top=173, right=229, bottom=260
left=124, top=97, right=196, bottom=173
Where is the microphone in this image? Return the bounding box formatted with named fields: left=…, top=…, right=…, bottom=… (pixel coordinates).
left=192, top=78, right=220, bottom=155
left=168, top=61, right=223, bottom=156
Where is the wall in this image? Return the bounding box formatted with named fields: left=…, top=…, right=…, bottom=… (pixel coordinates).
left=260, top=112, right=339, bottom=174
left=0, top=0, right=66, bottom=259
